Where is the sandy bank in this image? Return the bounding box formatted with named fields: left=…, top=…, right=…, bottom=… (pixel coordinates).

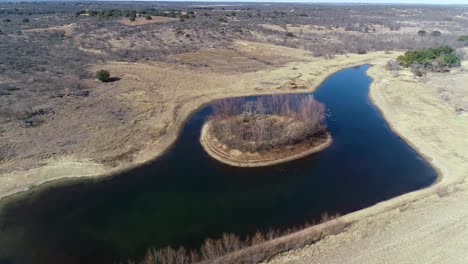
left=200, top=120, right=332, bottom=167
left=0, top=43, right=397, bottom=200
left=266, top=60, right=468, bottom=264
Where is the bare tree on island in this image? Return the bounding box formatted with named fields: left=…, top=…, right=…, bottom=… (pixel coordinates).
left=208, top=94, right=327, bottom=152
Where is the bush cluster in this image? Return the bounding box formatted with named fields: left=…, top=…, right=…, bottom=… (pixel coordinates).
left=458, top=35, right=468, bottom=42
left=138, top=213, right=345, bottom=264
left=397, top=46, right=461, bottom=73
left=77, top=8, right=193, bottom=19
left=95, top=70, right=110, bottom=82
left=417, top=30, right=427, bottom=36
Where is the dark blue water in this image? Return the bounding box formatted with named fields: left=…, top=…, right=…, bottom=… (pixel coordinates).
left=0, top=65, right=436, bottom=264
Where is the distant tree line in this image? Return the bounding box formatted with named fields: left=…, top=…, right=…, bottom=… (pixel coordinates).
left=76, top=8, right=195, bottom=20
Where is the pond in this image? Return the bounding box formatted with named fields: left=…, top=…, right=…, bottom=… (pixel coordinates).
left=0, top=65, right=436, bottom=264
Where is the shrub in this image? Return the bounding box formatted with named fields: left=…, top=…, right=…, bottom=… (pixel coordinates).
left=285, top=32, right=294, bottom=37
left=145, top=15, right=152, bottom=20
left=75, top=10, right=86, bottom=16
left=458, top=35, right=468, bottom=42
left=431, top=30, right=441, bottom=37
left=417, top=30, right=427, bottom=36
left=397, top=46, right=460, bottom=70
left=411, top=64, right=425, bottom=77
left=137, top=213, right=345, bottom=264
left=208, top=95, right=326, bottom=152
left=22, top=18, right=29, bottom=23
left=357, top=48, right=367, bottom=54
left=95, top=70, right=111, bottom=82
left=385, top=60, right=400, bottom=75
left=129, top=15, right=136, bottom=22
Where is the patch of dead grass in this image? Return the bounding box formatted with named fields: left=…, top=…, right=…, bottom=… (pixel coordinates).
left=22, top=23, right=76, bottom=37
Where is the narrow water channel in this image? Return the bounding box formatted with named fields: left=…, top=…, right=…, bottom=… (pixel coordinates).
left=0, top=65, right=436, bottom=264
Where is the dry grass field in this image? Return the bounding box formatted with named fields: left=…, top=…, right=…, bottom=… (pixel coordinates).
left=0, top=2, right=468, bottom=263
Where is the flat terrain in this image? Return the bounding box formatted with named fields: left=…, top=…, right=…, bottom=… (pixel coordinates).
left=0, top=2, right=468, bottom=263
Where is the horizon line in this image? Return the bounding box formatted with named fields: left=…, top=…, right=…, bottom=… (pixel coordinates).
left=2, top=0, right=468, bottom=5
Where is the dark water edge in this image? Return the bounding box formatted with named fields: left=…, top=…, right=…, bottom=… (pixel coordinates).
left=0, top=65, right=437, bottom=264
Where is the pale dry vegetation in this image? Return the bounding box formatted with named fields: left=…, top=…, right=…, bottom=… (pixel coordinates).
left=208, top=95, right=326, bottom=152
left=2, top=2, right=468, bottom=145
left=1, top=2, right=468, bottom=263
left=133, top=213, right=346, bottom=264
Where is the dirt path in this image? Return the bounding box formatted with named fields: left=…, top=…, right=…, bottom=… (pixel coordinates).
left=266, top=62, right=468, bottom=264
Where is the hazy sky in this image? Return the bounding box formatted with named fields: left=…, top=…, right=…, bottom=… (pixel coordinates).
left=125, top=0, right=468, bottom=5
left=163, top=0, right=468, bottom=4
left=280, top=0, right=468, bottom=3
left=2, top=0, right=466, bottom=5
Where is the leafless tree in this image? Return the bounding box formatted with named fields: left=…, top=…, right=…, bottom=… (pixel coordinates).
left=208, top=95, right=326, bottom=152
left=385, top=60, right=400, bottom=76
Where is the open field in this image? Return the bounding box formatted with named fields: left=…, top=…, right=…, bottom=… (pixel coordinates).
left=0, top=2, right=468, bottom=263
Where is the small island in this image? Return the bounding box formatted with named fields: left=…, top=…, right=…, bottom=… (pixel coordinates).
left=200, top=95, right=332, bottom=167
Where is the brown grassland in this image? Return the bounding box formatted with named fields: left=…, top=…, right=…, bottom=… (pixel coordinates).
left=0, top=2, right=468, bottom=264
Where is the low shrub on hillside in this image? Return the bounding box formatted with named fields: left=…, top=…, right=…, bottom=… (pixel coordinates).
left=95, top=69, right=110, bottom=82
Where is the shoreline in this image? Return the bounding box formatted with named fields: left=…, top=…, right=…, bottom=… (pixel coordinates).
left=266, top=60, right=468, bottom=264
left=2, top=53, right=464, bottom=263
left=200, top=120, right=332, bottom=167
left=366, top=69, right=444, bottom=186
left=0, top=51, right=399, bottom=201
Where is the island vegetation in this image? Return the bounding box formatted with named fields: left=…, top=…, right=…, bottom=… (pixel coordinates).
left=200, top=95, right=331, bottom=167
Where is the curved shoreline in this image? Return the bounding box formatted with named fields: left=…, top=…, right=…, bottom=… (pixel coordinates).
left=0, top=52, right=399, bottom=201
left=266, top=62, right=468, bottom=264
left=200, top=121, right=332, bottom=167
left=2, top=56, right=462, bottom=264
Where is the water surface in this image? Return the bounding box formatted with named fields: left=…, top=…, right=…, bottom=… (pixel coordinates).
left=0, top=65, right=436, bottom=264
